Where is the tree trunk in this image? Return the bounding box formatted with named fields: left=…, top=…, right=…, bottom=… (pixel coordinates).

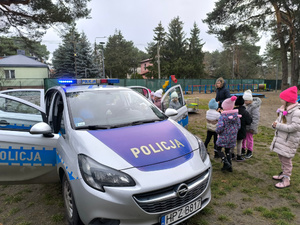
left=293, top=49, right=300, bottom=88
left=272, top=2, right=289, bottom=90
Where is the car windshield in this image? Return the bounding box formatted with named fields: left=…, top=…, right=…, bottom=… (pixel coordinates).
left=67, top=89, right=167, bottom=129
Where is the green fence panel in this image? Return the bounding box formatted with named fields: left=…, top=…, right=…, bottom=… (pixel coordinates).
left=0, top=78, right=285, bottom=94
left=1, top=78, right=44, bottom=90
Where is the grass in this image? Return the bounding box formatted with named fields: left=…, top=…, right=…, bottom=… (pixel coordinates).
left=51, top=214, right=65, bottom=223
left=1, top=95, right=300, bottom=225
left=185, top=97, right=300, bottom=225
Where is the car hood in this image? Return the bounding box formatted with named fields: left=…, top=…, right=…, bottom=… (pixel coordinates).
left=87, top=120, right=194, bottom=172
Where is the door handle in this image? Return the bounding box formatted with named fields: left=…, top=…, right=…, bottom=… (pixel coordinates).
left=0, top=120, right=9, bottom=125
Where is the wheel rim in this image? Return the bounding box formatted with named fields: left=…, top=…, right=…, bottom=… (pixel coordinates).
left=63, top=178, right=74, bottom=219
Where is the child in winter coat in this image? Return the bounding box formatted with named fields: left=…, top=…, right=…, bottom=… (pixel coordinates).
left=153, top=89, right=163, bottom=110
left=216, top=96, right=241, bottom=172
left=204, top=98, right=221, bottom=158
left=242, top=89, right=261, bottom=159
left=270, top=86, right=300, bottom=189
left=233, top=96, right=252, bottom=162
left=169, top=92, right=181, bottom=110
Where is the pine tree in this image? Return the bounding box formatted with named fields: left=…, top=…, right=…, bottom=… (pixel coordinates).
left=75, top=32, right=98, bottom=77
left=165, top=16, right=187, bottom=79
left=52, top=26, right=98, bottom=77
left=186, top=22, right=205, bottom=78
left=146, top=22, right=167, bottom=79
left=104, top=30, right=137, bottom=78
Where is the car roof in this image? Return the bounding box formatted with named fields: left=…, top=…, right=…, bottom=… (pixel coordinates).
left=50, top=84, right=130, bottom=93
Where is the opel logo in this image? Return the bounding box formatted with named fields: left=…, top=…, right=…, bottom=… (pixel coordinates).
left=176, top=183, right=188, bottom=198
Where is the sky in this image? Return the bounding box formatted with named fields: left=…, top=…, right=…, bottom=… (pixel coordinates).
left=41, top=0, right=267, bottom=60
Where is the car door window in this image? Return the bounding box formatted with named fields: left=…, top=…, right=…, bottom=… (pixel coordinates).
left=162, top=86, right=184, bottom=111
left=0, top=89, right=44, bottom=108
left=51, top=93, right=64, bottom=134
left=129, top=86, right=150, bottom=100
left=0, top=96, right=43, bottom=131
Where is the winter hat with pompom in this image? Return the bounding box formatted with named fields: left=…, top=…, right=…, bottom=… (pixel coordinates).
left=222, top=96, right=237, bottom=111
left=279, top=86, right=298, bottom=103
left=208, top=98, right=218, bottom=110
left=243, top=89, right=253, bottom=101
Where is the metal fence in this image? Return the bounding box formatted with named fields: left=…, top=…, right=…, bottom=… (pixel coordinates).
left=0, top=78, right=45, bottom=90
left=0, top=78, right=283, bottom=93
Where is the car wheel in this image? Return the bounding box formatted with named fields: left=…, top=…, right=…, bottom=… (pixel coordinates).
left=62, top=174, right=84, bottom=225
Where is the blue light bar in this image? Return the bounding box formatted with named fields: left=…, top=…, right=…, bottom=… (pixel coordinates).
left=58, top=79, right=77, bottom=84
left=107, top=79, right=120, bottom=83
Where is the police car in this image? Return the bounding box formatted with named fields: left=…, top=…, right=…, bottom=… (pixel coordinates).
left=128, top=85, right=188, bottom=128
left=0, top=79, right=212, bottom=225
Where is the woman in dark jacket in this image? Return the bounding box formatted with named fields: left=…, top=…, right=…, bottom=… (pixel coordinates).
left=215, top=77, right=231, bottom=110
left=233, top=96, right=252, bottom=161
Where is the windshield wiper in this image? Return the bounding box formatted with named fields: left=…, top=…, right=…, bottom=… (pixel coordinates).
left=75, top=125, right=111, bottom=130
left=75, top=119, right=165, bottom=130
left=131, top=119, right=164, bottom=126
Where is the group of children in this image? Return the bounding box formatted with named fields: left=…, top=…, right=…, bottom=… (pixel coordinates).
left=205, top=89, right=261, bottom=172
left=205, top=86, right=300, bottom=189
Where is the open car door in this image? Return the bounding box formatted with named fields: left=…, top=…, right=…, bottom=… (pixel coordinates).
left=0, top=93, right=59, bottom=184
left=161, top=85, right=188, bottom=128
left=128, top=86, right=151, bottom=101
left=0, top=89, right=45, bottom=108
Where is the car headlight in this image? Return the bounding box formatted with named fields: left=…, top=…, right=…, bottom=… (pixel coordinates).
left=195, top=136, right=208, bottom=162
left=78, top=154, right=136, bottom=192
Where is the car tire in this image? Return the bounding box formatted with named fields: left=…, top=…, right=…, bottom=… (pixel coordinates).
left=62, top=174, right=84, bottom=225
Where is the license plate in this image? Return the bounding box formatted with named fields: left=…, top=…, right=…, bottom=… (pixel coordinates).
left=160, top=198, right=202, bottom=225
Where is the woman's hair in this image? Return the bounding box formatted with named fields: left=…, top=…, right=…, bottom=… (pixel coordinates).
left=215, top=77, right=224, bottom=88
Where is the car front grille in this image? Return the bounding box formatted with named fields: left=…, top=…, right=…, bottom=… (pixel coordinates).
left=133, top=169, right=210, bottom=213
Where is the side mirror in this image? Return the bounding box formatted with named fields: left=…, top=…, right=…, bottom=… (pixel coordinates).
left=165, top=108, right=178, bottom=117
left=30, top=122, right=54, bottom=137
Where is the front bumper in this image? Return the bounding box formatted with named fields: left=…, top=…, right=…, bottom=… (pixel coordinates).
left=71, top=167, right=212, bottom=225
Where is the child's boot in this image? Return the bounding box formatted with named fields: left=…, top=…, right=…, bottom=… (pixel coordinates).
left=241, top=148, right=246, bottom=155
left=236, top=155, right=245, bottom=162
left=272, top=172, right=283, bottom=180
left=275, top=176, right=290, bottom=189
left=221, top=157, right=232, bottom=172
left=214, top=149, right=219, bottom=159
left=245, top=150, right=252, bottom=159
left=226, top=153, right=232, bottom=165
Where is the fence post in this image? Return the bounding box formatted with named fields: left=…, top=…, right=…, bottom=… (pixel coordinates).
left=191, top=85, right=193, bottom=94
left=199, top=85, right=201, bottom=93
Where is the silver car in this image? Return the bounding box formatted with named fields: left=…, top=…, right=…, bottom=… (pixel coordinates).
left=0, top=79, right=212, bottom=225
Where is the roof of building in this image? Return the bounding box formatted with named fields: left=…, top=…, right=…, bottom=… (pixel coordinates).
left=140, top=58, right=152, bottom=63
left=0, top=55, right=48, bottom=68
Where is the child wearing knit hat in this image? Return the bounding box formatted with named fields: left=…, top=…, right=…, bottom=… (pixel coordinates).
left=233, top=96, right=252, bottom=162
left=242, top=89, right=262, bottom=159
left=169, top=92, right=181, bottom=109
left=204, top=98, right=221, bottom=158
left=270, top=86, right=300, bottom=189
left=153, top=89, right=163, bottom=109
left=215, top=96, right=241, bottom=172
